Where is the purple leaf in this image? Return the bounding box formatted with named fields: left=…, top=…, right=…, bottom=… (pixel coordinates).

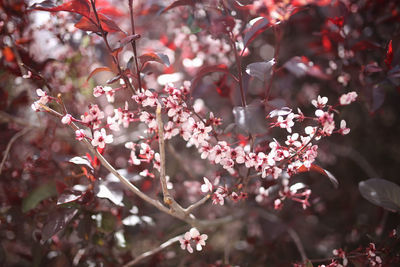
left=359, top=178, right=400, bottom=212
left=284, top=56, right=329, bottom=80
left=69, top=156, right=93, bottom=172
left=57, top=191, right=83, bottom=205
left=242, top=17, right=270, bottom=55
left=96, top=183, right=124, bottom=206
left=268, top=107, right=292, bottom=118
left=246, top=59, right=275, bottom=81
left=41, top=208, right=78, bottom=244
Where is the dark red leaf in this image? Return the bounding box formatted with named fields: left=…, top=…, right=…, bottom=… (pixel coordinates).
left=384, top=40, right=393, bottom=69
left=29, top=0, right=91, bottom=18
left=191, top=64, right=236, bottom=89
left=245, top=59, right=275, bottom=81
left=56, top=181, right=68, bottom=195
left=371, top=84, right=385, bottom=112
left=119, top=34, right=141, bottom=48
left=233, top=1, right=255, bottom=11
left=210, top=16, right=236, bottom=36
left=87, top=67, right=113, bottom=82
left=214, top=75, right=230, bottom=97
left=359, top=178, right=400, bottom=212
left=351, top=40, right=381, bottom=51
left=106, top=75, right=121, bottom=84
left=158, top=0, right=195, bottom=15
left=283, top=56, right=329, bottom=80
left=57, top=191, right=83, bottom=205
left=298, top=164, right=339, bottom=188
left=41, top=208, right=78, bottom=244
left=242, top=17, right=270, bottom=55
left=3, top=47, right=15, bottom=62
left=75, top=13, right=123, bottom=33
left=364, top=62, right=383, bottom=73
left=95, top=0, right=124, bottom=17
left=69, top=156, right=94, bottom=172
left=139, top=52, right=170, bottom=69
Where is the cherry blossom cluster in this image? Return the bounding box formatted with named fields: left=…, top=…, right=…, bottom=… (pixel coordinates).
left=365, top=243, right=383, bottom=267
left=179, top=228, right=208, bottom=253
left=31, top=83, right=357, bottom=212
left=315, top=243, right=383, bottom=267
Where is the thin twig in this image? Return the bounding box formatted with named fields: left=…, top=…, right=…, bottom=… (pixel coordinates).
left=328, top=142, right=379, bottom=178
left=287, top=227, right=307, bottom=262
left=229, top=32, right=246, bottom=107
left=128, top=0, right=142, bottom=92
left=123, top=235, right=182, bottom=267
left=89, top=0, right=136, bottom=94
left=264, top=25, right=282, bottom=103
left=156, top=105, right=172, bottom=205
left=258, top=208, right=307, bottom=262
left=166, top=142, right=198, bottom=181
left=21, top=63, right=55, bottom=92
left=185, top=194, right=210, bottom=213
left=0, top=111, right=38, bottom=128
left=0, top=127, right=32, bottom=175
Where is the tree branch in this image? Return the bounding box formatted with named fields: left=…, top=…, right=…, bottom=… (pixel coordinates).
left=123, top=235, right=182, bottom=267
left=0, top=127, right=32, bottom=175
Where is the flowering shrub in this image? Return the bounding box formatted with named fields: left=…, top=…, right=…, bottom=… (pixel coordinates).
left=1, top=0, right=400, bottom=266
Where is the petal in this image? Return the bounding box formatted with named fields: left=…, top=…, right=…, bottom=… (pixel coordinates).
left=189, top=228, right=200, bottom=238
left=184, top=232, right=191, bottom=241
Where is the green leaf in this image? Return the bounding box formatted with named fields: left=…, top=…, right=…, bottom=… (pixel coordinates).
left=22, top=182, right=57, bottom=213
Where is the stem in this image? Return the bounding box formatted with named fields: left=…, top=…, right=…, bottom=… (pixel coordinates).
left=265, top=25, right=283, bottom=104
left=229, top=32, right=246, bottom=107
left=89, top=0, right=136, bottom=94
left=123, top=235, right=182, bottom=267
left=0, top=127, right=32, bottom=175
left=21, top=63, right=55, bottom=92
left=128, top=0, right=142, bottom=92
left=156, top=105, right=172, bottom=205
left=185, top=194, right=210, bottom=213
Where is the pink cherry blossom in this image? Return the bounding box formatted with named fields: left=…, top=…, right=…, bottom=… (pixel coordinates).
left=338, top=120, right=350, bottom=135
left=189, top=228, right=208, bottom=251
left=164, top=121, right=179, bottom=140
left=91, top=128, right=113, bottom=148
left=75, top=129, right=86, bottom=141
left=93, top=85, right=105, bottom=97
left=339, top=91, right=358, bottom=105
left=201, top=177, right=213, bottom=193
left=104, top=86, right=115, bottom=103
left=31, top=88, right=50, bottom=111
left=311, top=95, right=328, bottom=109
left=179, top=231, right=193, bottom=253
left=285, top=133, right=302, bottom=147
left=61, top=114, right=73, bottom=125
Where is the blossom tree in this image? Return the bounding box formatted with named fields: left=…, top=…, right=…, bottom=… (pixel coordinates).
left=1, top=0, right=400, bottom=266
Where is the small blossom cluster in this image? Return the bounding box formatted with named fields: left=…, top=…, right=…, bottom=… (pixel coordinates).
left=31, top=89, right=51, bottom=111
left=318, top=243, right=383, bottom=267
left=365, top=243, right=382, bottom=267
left=179, top=228, right=208, bottom=253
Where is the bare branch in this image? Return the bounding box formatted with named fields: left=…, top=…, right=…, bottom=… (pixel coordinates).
left=0, top=127, right=32, bottom=175
left=156, top=105, right=171, bottom=204
left=258, top=208, right=308, bottom=262
left=123, top=235, right=182, bottom=267
left=185, top=194, right=210, bottom=214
